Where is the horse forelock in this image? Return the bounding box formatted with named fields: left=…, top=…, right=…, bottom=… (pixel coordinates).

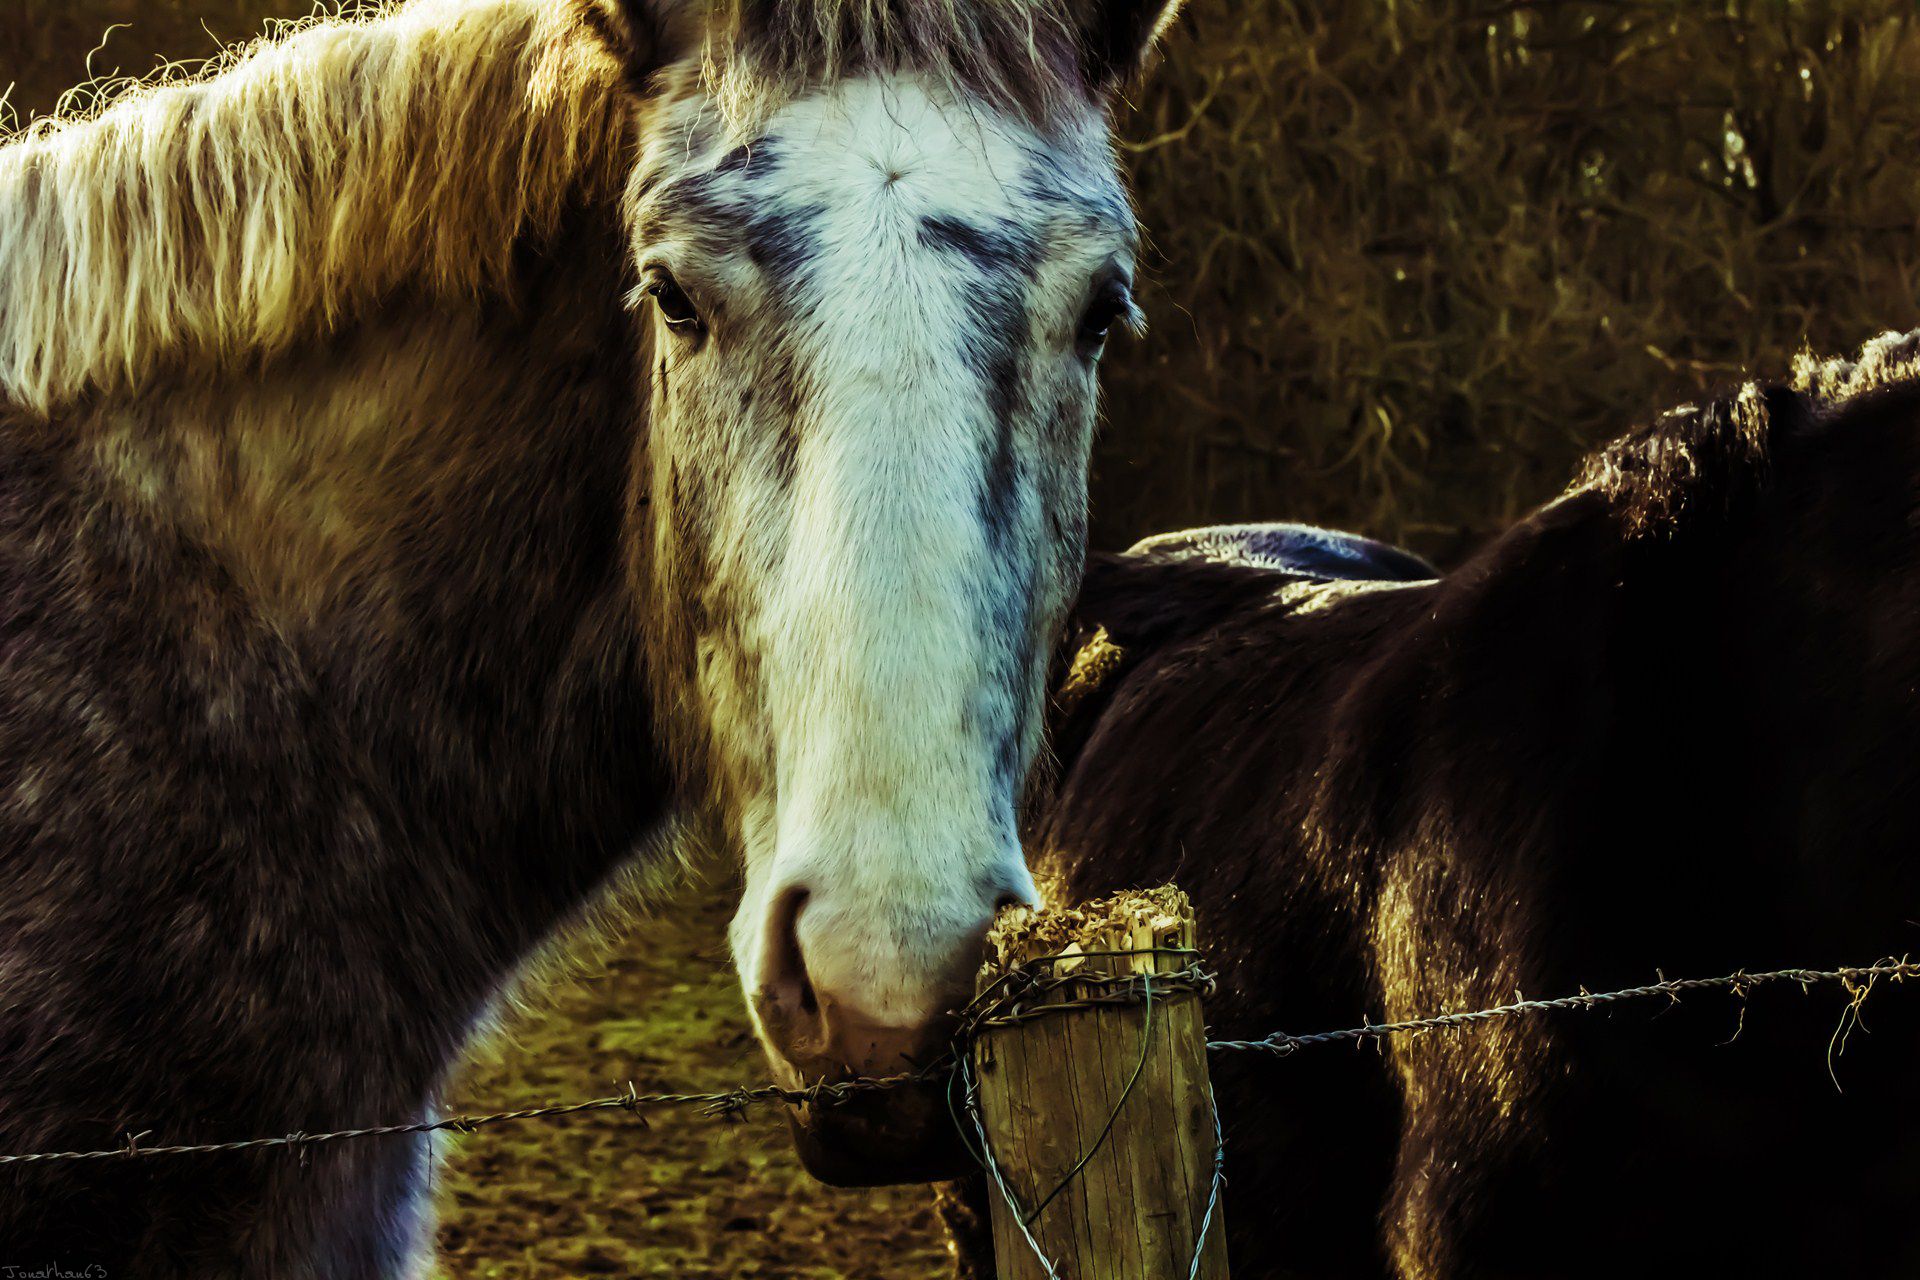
left=696, top=0, right=1092, bottom=126
left=0, top=0, right=633, bottom=418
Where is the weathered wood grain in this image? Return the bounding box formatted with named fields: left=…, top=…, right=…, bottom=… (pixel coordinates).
left=971, top=886, right=1228, bottom=1280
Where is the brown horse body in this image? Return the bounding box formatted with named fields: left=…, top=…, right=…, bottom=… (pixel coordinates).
left=967, top=336, right=1920, bottom=1277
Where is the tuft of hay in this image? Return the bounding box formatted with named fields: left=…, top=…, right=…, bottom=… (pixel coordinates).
left=980, top=883, right=1193, bottom=977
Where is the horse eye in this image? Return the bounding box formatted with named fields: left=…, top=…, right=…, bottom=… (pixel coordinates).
left=1077, top=282, right=1135, bottom=358
left=645, top=273, right=703, bottom=333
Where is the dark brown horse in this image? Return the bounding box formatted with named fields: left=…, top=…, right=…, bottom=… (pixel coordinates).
left=0, top=0, right=1189, bottom=1272
left=944, top=331, right=1920, bottom=1278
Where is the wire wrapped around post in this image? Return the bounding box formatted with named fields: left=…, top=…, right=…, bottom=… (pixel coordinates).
left=962, top=886, right=1229, bottom=1280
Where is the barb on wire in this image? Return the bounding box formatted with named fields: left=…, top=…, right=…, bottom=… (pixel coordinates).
left=0, top=955, right=1910, bottom=1168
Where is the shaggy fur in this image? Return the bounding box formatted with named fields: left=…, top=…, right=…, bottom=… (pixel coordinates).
left=944, top=335, right=1920, bottom=1277
left=0, top=0, right=633, bottom=416
left=0, top=0, right=1186, bottom=1272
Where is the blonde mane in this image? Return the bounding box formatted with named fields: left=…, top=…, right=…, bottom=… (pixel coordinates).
left=0, top=0, right=632, bottom=417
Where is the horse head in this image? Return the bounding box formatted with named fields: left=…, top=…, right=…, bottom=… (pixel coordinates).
left=593, top=0, right=1186, bottom=1180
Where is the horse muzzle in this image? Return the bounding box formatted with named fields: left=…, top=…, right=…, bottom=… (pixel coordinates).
left=748, top=901, right=987, bottom=1184
left=753, top=993, right=974, bottom=1184
left=783, top=1072, right=973, bottom=1186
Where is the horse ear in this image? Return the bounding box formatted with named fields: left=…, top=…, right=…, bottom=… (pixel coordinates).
left=575, top=0, right=699, bottom=91
left=1076, top=0, right=1188, bottom=88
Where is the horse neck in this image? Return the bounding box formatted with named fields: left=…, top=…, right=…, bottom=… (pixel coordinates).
left=0, top=0, right=667, bottom=946
left=62, top=203, right=668, bottom=950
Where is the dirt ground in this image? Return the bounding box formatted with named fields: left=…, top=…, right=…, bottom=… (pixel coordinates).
left=433, top=864, right=955, bottom=1279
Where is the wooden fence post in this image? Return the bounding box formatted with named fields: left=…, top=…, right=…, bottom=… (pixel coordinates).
left=967, top=885, right=1228, bottom=1280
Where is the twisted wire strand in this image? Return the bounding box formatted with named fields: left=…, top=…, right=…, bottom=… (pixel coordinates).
left=0, top=955, right=1909, bottom=1167
left=1187, top=1089, right=1227, bottom=1280
left=958, top=1051, right=1064, bottom=1280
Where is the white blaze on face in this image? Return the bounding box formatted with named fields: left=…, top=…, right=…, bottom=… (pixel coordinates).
left=629, top=73, right=1137, bottom=1074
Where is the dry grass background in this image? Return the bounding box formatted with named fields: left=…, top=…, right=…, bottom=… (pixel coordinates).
left=432, top=868, right=953, bottom=1278
left=1109, top=0, right=1920, bottom=559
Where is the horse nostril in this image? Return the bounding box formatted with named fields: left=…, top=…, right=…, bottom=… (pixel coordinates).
left=755, top=878, right=1020, bottom=1075
left=765, top=884, right=817, bottom=1018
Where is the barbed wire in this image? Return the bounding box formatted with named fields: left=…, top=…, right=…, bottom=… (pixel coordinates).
left=0, top=1076, right=922, bottom=1167
left=0, top=954, right=1911, bottom=1168
left=1203, top=957, right=1920, bottom=1054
